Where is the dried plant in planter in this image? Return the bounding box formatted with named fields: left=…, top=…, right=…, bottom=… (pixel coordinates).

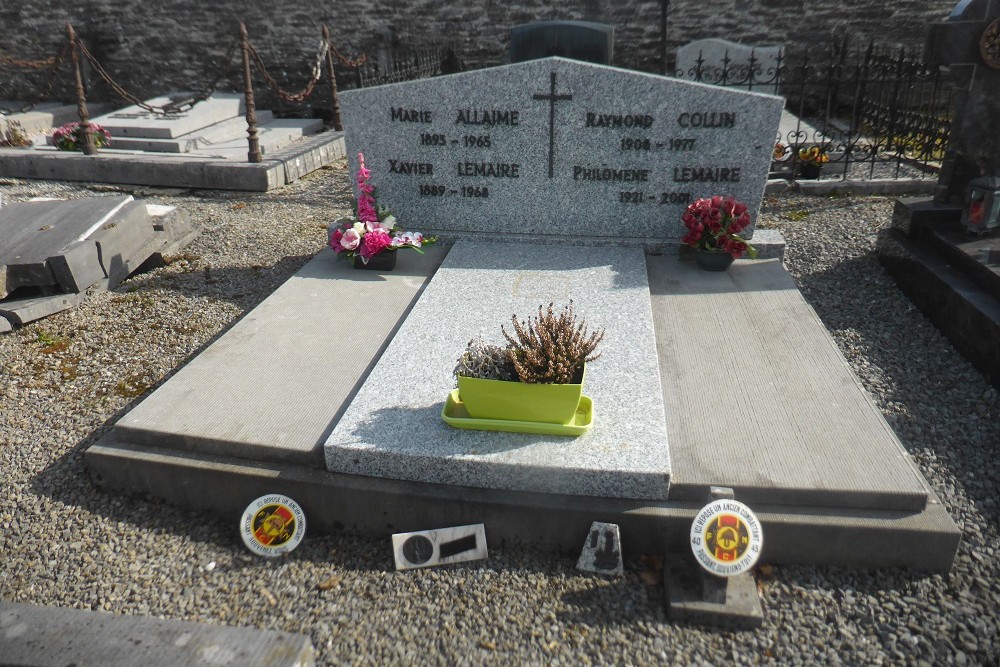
left=0, top=120, right=32, bottom=148
left=502, top=302, right=604, bottom=384
left=453, top=337, right=518, bottom=381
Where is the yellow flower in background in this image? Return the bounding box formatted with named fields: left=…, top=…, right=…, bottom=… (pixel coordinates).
left=798, top=146, right=830, bottom=164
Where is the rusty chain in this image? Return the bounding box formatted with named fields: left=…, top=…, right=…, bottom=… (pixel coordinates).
left=77, top=35, right=239, bottom=115
left=246, top=37, right=329, bottom=103
left=0, top=43, right=70, bottom=114
left=330, top=44, right=366, bottom=68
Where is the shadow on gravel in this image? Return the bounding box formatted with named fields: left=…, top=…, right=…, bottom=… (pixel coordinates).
left=557, top=577, right=664, bottom=627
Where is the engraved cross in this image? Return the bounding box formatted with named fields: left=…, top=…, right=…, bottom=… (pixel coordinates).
left=532, top=72, right=573, bottom=178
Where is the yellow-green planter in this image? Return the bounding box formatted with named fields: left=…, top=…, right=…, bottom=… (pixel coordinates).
left=457, top=366, right=586, bottom=425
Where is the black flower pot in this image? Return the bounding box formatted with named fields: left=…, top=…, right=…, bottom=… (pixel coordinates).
left=797, top=162, right=822, bottom=180
left=695, top=249, right=735, bottom=271
left=353, top=251, right=397, bottom=271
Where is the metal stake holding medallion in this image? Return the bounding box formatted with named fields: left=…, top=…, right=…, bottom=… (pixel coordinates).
left=664, top=486, right=765, bottom=628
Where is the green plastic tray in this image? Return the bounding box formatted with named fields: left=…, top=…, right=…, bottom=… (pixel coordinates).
left=441, top=389, right=593, bottom=436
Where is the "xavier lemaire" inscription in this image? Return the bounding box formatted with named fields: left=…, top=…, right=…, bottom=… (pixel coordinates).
left=384, top=74, right=744, bottom=208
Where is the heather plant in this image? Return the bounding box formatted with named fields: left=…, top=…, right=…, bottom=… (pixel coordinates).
left=502, top=302, right=604, bottom=384
left=453, top=337, right=517, bottom=382
left=0, top=120, right=32, bottom=148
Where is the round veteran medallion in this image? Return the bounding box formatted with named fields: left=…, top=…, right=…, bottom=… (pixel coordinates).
left=690, top=499, right=763, bottom=576
left=240, top=494, right=306, bottom=557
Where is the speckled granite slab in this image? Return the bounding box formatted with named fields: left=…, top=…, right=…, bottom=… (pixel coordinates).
left=324, top=241, right=670, bottom=500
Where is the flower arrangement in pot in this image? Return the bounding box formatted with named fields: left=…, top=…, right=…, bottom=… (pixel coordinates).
left=453, top=302, right=604, bottom=425
left=681, top=195, right=758, bottom=271
left=796, top=146, right=829, bottom=179
left=51, top=121, right=112, bottom=151
left=329, top=152, right=435, bottom=270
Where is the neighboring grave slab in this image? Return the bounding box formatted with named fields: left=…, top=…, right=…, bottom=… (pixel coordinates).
left=338, top=57, right=783, bottom=243
left=324, top=241, right=671, bottom=500
left=92, top=92, right=245, bottom=139
left=676, top=38, right=784, bottom=95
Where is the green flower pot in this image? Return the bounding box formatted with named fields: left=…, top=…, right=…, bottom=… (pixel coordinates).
left=457, top=366, right=586, bottom=425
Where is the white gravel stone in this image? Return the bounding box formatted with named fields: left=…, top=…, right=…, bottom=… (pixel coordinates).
left=0, top=173, right=997, bottom=666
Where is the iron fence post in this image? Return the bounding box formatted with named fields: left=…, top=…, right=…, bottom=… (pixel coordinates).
left=67, top=23, right=96, bottom=156
left=323, top=25, right=343, bottom=132
left=240, top=22, right=263, bottom=164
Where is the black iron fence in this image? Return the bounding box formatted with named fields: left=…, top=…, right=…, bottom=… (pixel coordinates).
left=339, top=45, right=462, bottom=90
left=678, top=42, right=954, bottom=181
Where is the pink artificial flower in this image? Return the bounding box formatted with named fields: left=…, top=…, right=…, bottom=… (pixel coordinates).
left=330, top=228, right=344, bottom=252
left=340, top=228, right=361, bottom=251
left=360, top=228, right=392, bottom=259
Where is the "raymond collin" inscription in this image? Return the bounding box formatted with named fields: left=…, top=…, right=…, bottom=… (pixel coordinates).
left=677, top=111, right=737, bottom=128
left=584, top=113, right=654, bottom=128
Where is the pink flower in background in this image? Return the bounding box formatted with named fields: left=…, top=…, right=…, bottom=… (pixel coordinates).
left=330, top=228, right=344, bottom=253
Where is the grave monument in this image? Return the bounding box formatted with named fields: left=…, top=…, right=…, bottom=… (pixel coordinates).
left=509, top=20, right=615, bottom=65
left=87, top=58, right=960, bottom=573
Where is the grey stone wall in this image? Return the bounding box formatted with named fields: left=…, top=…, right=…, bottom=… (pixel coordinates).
left=1, top=0, right=955, bottom=111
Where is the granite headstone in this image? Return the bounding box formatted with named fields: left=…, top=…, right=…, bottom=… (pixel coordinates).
left=510, top=20, right=614, bottom=65
left=676, top=38, right=784, bottom=95
left=338, top=57, right=783, bottom=243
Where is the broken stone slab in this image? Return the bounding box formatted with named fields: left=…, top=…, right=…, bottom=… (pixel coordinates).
left=0, top=195, right=133, bottom=298
left=0, top=291, right=86, bottom=326
left=48, top=239, right=107, bottom=293
left=92, top=200, right=162, bottom=289
left=108, top=110, right=274, bottom=153
left=0, top=315, right=12, bottom=333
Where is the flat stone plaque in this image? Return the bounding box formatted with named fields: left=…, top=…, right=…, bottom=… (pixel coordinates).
left=339, top=57, right=783, bottom=243
left=92, top=93, right=245, bottom=139
left=323, top=241, right=671, bottom=500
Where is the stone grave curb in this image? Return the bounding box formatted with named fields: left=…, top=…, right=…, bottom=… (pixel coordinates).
left=765, top=178, right=937, bottom=197
left=86, top=434, right=960, bottom=572
left=0, top=130, right=344, bottom=192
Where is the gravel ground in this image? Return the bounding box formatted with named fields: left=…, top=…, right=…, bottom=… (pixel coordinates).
left=1, top=164, right=998, bottom=666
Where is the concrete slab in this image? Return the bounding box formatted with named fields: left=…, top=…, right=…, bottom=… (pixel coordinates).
left=92, top=200, right=160, bottom=288
left=649, top=253, right=930, bottom=511
left=84, top=245, right=962, bottom=570
left=190, top=118, right=325, bottom=160
left=85, top=436, right=961, bottom=571
left=324, top=241, right=671, bottom=500
left=0, top=130, right=345, bottom=192
left=112, top=247, right=448, bottom=467
left=108, top=111, right=274, bottom=153
left=0, top=601, right=315, bottom=667
left=92, top=92, right=245, bottom=139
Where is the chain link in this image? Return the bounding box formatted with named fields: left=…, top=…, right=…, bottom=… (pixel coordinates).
left=330, top=44, right=366, bottom=68
left=247, top=37, right=328, bottom=103
left=77, top=36, right=238, bottom=115
left=0, top=43, right=70, bottom=114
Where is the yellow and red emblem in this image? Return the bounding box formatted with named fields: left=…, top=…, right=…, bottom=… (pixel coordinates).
left=240, top=494, right=306, bottom=557
left=690, top=499, right=763, bottom=576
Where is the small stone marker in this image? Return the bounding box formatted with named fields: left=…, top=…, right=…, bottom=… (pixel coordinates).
left=664, top=487, right=764, bottom=628
left=391, top=523, right=488, bottom=571
left=338, top=57, right=783, bottom=243
left=575, top=521, right=623, bottom=577
left=239, top=494, right=306, bottom=557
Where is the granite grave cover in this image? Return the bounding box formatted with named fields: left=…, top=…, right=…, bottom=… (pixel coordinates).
left=338, top=57, right=783, bottom=242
